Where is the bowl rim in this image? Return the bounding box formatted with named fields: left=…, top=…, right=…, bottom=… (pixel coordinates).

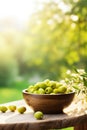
left=22, top=89, right=75, bottom=96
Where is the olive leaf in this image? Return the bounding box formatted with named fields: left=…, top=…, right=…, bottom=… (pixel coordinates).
left=83, top=77, right=87, bottom=87
left=81, top=73, right=87, bottom=77
left=73, top=66, right=79, bottom=73
left=73, top=67, right=87, bottom=87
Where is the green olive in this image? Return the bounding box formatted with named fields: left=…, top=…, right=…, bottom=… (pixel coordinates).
left=56, top=86, right=67, bottom=93
left=8, top=105, right=16, bottom=112
left=34, top=83, right=40, bottom=90
left=66, top=88, right=73, bottom=93
left=27, top=85, right=35, bottom=93
left=46, top=81, right=56, bottom=88
left=38, top=88, right=45, bottom=94
left=44, top=79, right=50, bottom=84
left=33, top=90, right=39, bottom=94
left=50, top=81, right=57, bottom=88
left=17, top=106, right=26, bottom=114
left=39, top=82, right=47, bottom=89
left=56, top=83, right=62, bottom=88
left=27, top=85, right=34, bottom=91
left=45, top=87, right=53, bottom=94
left=53, top=88, right=60, bottom=94
left=0, top=106, right=8, bottom=113
left=34, top=111, right=43, bottom=120
left=50, top=93, right=55, bottom=95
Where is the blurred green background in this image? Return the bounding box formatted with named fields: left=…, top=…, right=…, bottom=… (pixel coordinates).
left=1, top=0, right=87, bottom=129
left=0, top=0, right=87, bottom=103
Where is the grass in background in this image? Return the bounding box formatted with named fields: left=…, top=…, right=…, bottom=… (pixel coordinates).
left=62, top=127, right=73, bottom=130
left=0, top=79, right=30, bottom=104
left=0, top=87, right=22, bottom=104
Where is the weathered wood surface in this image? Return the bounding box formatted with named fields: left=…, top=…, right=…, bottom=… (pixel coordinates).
left=0, top=100, right=87, bottom=130
left=74, top=121, right=87, bottom=130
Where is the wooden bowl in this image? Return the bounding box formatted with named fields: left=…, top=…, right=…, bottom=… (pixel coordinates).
left=22, top=89, right=75, bottom=114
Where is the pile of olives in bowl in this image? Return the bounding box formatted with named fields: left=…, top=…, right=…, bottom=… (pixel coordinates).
left=27, top=79, right=72, bottom=95
left=23, top=79, right=75, bottom=114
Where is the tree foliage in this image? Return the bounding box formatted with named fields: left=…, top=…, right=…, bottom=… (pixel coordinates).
left=21, top=0, right=87, bottom=79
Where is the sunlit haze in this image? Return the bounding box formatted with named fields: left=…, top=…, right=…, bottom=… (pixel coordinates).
left=0, top=0, right=38, bottom=31
left=0, top=0, right=69, bottom=31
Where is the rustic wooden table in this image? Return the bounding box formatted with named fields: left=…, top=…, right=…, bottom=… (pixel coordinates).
left=0, top=99, right=87, bottom=130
